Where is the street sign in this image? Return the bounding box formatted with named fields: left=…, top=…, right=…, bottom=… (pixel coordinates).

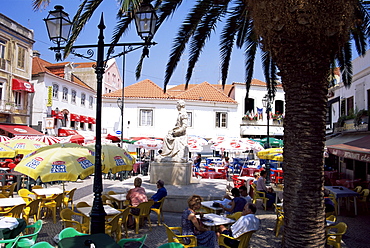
left=116, top=130, right=121, bottom=135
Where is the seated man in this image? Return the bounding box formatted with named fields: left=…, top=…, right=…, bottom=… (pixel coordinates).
left=219, top=203, right=260, bottom=248
left=256, top=170, right=276, bottom=208
left=221, top=188, right=247, bottom=213
left=150, top=180, right=167, bottom=208
left=239, top=186, right=252, bottom=204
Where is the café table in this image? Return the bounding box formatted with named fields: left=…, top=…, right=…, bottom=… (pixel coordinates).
left=58, top=233, right=120, bottom=248
left=33, top=188, right=63, bottom=197
left=108, top=194, right=127, bottom=209
left=207, top=166, right=225, bottom=173
left=238, top=176, right=254, bottom=193
left=201, top=201, right=224, bottom=214
left=199, top=172, right=224, bottom=179
left=0, top=217, right=27, bottom=240
left=201, top=213, right=235, bottom=230
left=271, top=185, right=284, bottom=205
left=324, top=186, right=360, bottom=215
left=77, top=205, right=121, bottom=218
left=0, top=197, right=25, bottom=208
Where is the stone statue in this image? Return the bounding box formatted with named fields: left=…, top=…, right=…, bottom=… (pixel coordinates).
left=158, top=100, right=189, bottom=162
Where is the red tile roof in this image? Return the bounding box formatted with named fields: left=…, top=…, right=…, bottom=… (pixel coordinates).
left=167, top=83, right=234, bottom=96
left=232, top=79, right=283, bottom=88
left=103, top=79, right=236, bottom=103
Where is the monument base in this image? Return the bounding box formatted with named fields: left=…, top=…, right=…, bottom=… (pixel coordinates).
left=150, top=161, right=192, bottom=185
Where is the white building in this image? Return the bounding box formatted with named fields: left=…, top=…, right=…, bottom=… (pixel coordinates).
left=31, top=55, right=96, bottom=136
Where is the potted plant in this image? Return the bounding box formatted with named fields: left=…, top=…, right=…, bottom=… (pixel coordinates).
left=5, top=102, right=14, bottom=111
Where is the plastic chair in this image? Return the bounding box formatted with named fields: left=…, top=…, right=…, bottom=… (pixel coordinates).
left=232, top=175, right=245, bottom=188
left=158, top=242, right=185, bottom=248
left=1, top=182, right=17, bottom=198
left=227, top=211, right=242, bottom=220
left=357, top=189, right=369, bottom=213
left=0, top=236, right=17, bottom=248
left=0, top=203, right=26, bottom=218
left=58, top=227, right=87, bottom=240
left=117, top=234, right=147, bottom=248
left=63, top=188, right=76, bottom=210
left=18, top=189, right=36, bottom=204
left=30, top=241, right=55, bottom=248
left=60, top=208, right=90, bottom=234
left=75, top=202, right=90, bottom=208
left=326, top=215, right=337, bottom=223
left=117, top=207, right=130, bottom=238
left=42, top=193, right=64, bottom=224
left=105, top=211, right=124, bottom=242
left=163, top=224, right=197, bottom=248
left=353, top=186, right=362, bottom=193
left=274, top=209, right=284, bottom=237
left=326, top=222, right=347, bottom=248
left=0, top=193, right=7, bottom=198
left=250, top=184, right=267, bottom=210
left=14, top=220, right=43, bottom=248
left=129, top=201, right=153, bottom=234
left=151, top=197, right=166, bottom=225
left=23, top=199, right=42, bottom=227
left=218, top=230, right=256, bottom=248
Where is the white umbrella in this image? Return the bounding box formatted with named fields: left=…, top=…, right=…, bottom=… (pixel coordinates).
left=0, top=135, right=10, bottom=142
left=132, top=139, right=163, bottom=150
left=33, top=136, right=61, bottom=145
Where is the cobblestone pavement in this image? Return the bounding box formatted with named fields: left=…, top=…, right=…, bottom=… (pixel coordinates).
left=22, top=175, right=370, bottom=248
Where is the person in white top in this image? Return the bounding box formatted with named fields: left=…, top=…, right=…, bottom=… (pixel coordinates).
left=218, top=203, right=260, bottom=247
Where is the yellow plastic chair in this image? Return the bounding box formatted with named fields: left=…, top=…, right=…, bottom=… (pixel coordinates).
left=227, top=211, right=242, bottom=220
left=328, top=194, right=338, bottom=216
left=326, top=215, right=337, bottom=223
left=151, top=197, right=166, bottom=225
left=102, top=195, right=114, bottom=207
left=63, top=188, right=76, bottom=210
left=1, top=182, right=17, bottom=198
left=0, top=203, right=26, bottom=218
left=118, top=207, right=130, bottom=238
left=42, top=193, right=64, bottom=224
left=354, top=186, right=362, bottom=193
left=23, top=199, right=42, bottom=227
left=129, top=201, right=153, bottom=234
left=117, top=234, right=147, bottom=248
left=18, top=189, right=37, bottom=204
left=75, top=202, right=90, bottom=208
left=218, top=230, right=256, bottom=248
left=326, top=222, right=347, bottom=248
left=0, top=193, right=7, bottom=198
left=357, top=189, right=369, bottom=213
left=60, top=208, right=90, bottom=234
left=274, top=209, right=284, bottom=237
left=250, top=184, right=267, bottom=210
left=163, top=224, right=197, bottom=248
left=105, top=211, right=124, bottom=242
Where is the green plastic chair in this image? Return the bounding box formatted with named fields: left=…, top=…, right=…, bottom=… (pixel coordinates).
left=14, top=220, right=43, bottom=248
left=117, top=234, right=147, bottom=248
left=158, top=243, right=185, bottom=248
left=58, top=227, right=87, bottom=241
left=30, top=241, right=55, bottom=248
left=0, top=237, right=18, bottom=248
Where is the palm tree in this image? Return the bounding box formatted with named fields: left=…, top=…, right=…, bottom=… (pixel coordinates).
left=33, top=0, right=370, bottom=246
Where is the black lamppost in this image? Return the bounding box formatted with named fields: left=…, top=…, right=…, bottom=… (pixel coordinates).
left=44, top=4, right=157, bottom=234
left=262, top=94, right=273, bottom=185
left=117, top=97, right=124, bottom=148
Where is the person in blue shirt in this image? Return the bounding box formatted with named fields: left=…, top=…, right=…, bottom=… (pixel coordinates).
left=150, top=180, right=167, bottom=208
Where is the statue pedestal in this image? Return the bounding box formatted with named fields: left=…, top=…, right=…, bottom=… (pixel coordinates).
left=150, top=161, right=192, bottom=185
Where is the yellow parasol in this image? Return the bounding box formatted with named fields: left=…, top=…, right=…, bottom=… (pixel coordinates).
left=14, top=143, right=95, bottom=182
left=86, top=143, right=135, bottom=173
left=3, top=139, right=47, bottom=155
left=257, top=148, right=283, bottom=157
left=265, top=153, right=284, bottom=162
left=0, top=143, right=17, bottom=158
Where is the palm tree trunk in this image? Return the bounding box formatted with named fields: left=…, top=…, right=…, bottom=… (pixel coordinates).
left=248, top=0, right=357, bottom=247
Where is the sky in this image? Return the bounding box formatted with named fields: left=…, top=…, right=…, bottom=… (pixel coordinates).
left=1, top=0, right=267, bottom=88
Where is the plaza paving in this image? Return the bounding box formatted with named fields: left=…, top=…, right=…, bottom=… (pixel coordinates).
left=21, top=175, right=370, bottom=248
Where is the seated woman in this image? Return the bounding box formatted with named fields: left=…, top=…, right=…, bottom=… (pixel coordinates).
left=126, top=177, right=148, bottom=227
left=181, top=195, right=218, bottom=248
left=221, top=188, right=247, bottom=214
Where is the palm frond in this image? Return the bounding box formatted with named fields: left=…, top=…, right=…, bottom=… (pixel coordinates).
left=243, top=31, right=257, bottom=100
left=352, top=2, right=369, bottom=56
left=117, top=0, right=142, bottom=14
left=163, top=0, right=213, bottom=91
left=64, top=0, right=103, bottom=58
left=107, top=15, right=133, bottom=58
left=219, top=1, right=245, bottom=87
left=186, top=2, right=229, bottom=86
left=337, top=42, right=353, bottom=87
left=135, top=47, right=149, bottom=79
left=32, top=0, right=50, bottom=11
left=156, top=0, right=183, bottom=32
left=261, top=50, right=278, bottom=99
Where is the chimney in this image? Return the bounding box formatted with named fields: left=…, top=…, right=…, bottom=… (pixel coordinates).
left=33, top=50, right=41, bottom=57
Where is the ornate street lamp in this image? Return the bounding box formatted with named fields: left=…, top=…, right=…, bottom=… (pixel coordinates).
left=117, top=97, right=124, bottom=147
left=262, top=94, right=273, bottom=185
left=44, top=3, right=157, bottom=234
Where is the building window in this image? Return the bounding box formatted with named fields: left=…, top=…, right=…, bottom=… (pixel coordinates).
left=62, top=87, right=68, bottom=101
left=52, top=84, right=59, bottom=99
left=346, top=96, right=354, bottom=115
left=81, top=93, right=86, bottom=106
left=71, top=90, right=76, bottom=104
left=14, top=91, right=22, bottom=107
left=17, top=45, right=26, bottom=69
left=0, top=82, right=3, bottom=101
left=244, top=98, right=255, bottom=114
left=80, top=122, right=85, bottom=129
left=0, top=40, right=5, bottom=70
left=275, top=100, right=284, bottom=114
left=70, top=121, right=76, bottom=128
left=140, top=109, right=153, bottom=126
left=89, top=96, right=93, bottom=108
left=215, top=112, right=227, bottom=128
left=187, top=112, right=193, bottom=127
